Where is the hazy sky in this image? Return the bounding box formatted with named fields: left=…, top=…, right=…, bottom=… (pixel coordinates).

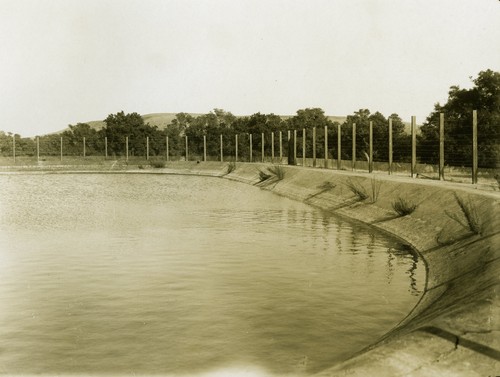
left=1, top=0, right=498, bottom=136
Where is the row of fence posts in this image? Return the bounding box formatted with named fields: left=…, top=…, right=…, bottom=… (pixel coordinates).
left=10, top=111, right=480, bottom=183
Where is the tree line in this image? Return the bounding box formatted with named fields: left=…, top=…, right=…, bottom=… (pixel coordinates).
left=1, top=70, right=498, bottom=168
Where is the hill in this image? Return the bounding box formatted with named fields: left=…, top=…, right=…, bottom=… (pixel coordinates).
left=56, top=113, right=347, bottom=134
left=55, top=113, right=413, bottom=135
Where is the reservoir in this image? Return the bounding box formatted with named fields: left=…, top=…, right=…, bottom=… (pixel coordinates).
left=0, top=173, right=425, bottom=376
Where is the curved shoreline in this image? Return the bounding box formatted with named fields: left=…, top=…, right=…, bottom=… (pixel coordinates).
left=225, top=163, right=499, bottom=377
left=1, top=161, right=498, bottom=376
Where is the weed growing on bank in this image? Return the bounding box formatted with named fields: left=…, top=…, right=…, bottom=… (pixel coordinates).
left=267, top=165, right=285, bottom=180
left=392, top=197, right=418, bottom=216
left=257, top=165, right=285, bottom=183
left=226, top=162, right=236, bottom=174
left=345, top=178, right=368, bottom=201
left=370, top=178, right=382, bottom=203
left=446, top=192, right=482, bottom=235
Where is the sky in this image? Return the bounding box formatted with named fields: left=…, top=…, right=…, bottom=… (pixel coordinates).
left=0, top=0, right=498, bottom=136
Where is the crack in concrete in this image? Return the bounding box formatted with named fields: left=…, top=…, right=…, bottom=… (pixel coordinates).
left=419, top=326, right=500, bottom=361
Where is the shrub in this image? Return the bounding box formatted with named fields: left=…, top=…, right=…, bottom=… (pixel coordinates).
left=345, top=178, right=368, bottom=201
left=150, top=160, right=166, bottom=168
left=445, top=192, right=482, bottom=235
left=392, top=197, right=418, bottom=216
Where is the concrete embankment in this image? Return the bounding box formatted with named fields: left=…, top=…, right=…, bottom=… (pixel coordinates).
left=2, top=161, right=499, bottom=376
left=177, top=161, right=499, bottom=377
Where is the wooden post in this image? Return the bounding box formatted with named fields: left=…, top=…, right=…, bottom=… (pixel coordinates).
left=37, top=136, right=40, bottom=161
left=439, top=113, right=444, bottom=180
left=126, top=136, right=129, bottom=161
left=13, top=135, right=16, bottom=163
left=235, top=134, right=238, bottom=162
left=293, top=130, right=297, bottom=163
left=302, top=128, right=306, bottom=167
left=261, top=133, right=264, bottom=162
left=249, top=134, right=253, bottom=162
left=60, top=137, right=63, bottom=162
left=104, top=136, right=108, bottom=160
left=166, top=136, right=169, bottom=162
left=324, top=125, right=328, bottom=168
left=146, top=136, right=149, bottom=160
left=220, top=134, right=223, bottom=162
left=279, top=131, right=283, bottom=163
left=472, top=110, right=478, bottom=184
left=388, top=118, right=393, bottom=175
left=352, top=123, right=356, bottom=170
left=411, top=116, right=416, bottom=178
left=185, top=136, right=188, bottom=161
left=287, top=130, right=295, bottom=165
left=312, top=127, right=316, bottom=167
left=271, top=132, right=275, bottom=162
left=369, top=121, right=373, bottom=173
left=337, top=123, right=342, bottom=170
left=203, top=135, right=207, bottom=162
left=83, top=137, right=86, bottom=158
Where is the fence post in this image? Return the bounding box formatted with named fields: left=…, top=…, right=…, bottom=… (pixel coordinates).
left=249, top=134, right=253, bottom=162
left=293, top=130, right=297, bottom=163
left=472, top=110, right=478, bottom=184
left=312, top=127, right=316, bottom=167
left=411, top=116, right=416, bottom=178
left=220, top=134, right=223, bottom=162
left=279, top=131, right=283, bottom=163
left=271, top=132, right=275, bottom=162
left=204, top=135, right=207, bottom=162
left=13, top=135, right=16, bottom=163
left=146, top=136, right=149, bottom=160
left=288, top=130, right=295, bottom=165
left=235, top=134, right=238, bottom=162
left=166, top=136, right=169, bottom=162
left=352, top=123, right=356, bottom=170
left=126, top=136, right=129, bottom=161
left=83, top=137, right=86, bottom=158
left=185, top=136, right=188, bottom=161
left=104, top=136, right=108, bottom=160
left=324, top=125, right=328, bottom=168
left=37, top=136, right=40, bottom=161
left=439, top=113, right=444, bottom=180
left=337, top=123, right=342, bottom=170
left=302, top=128, right=306, bottom=167
left=60, top=137, right=63, bottom=162
left=261, top=133, right=265, bottom=162
left=388, top=118, right=393, bottom=175
left=369, top=121, right=373, bottom=173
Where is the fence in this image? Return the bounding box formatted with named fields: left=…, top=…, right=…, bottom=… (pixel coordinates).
left=2, top=110, right=498, bottom=185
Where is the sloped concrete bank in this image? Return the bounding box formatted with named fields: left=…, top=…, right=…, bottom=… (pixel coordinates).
left=219, top=162, right=499, bottom=377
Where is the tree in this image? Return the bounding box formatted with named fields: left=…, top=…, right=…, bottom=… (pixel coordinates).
left=419, top=69, right=500, bottom=168
left=286, top=108, right=334, bottom=158
left=61, top=123, right=99, bottom=156
left=101, top=111, right=160, bottom=157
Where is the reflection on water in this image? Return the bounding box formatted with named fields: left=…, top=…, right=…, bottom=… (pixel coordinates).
left=0, top=174, right=425, bottom=376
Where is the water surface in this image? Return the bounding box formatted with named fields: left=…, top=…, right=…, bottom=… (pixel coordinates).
left=0, top=173, right=424, bottom=376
